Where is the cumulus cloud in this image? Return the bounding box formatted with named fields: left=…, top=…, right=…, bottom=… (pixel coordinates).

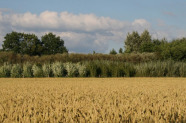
left=4, top=11, right=130, bottom=32
left=0, top=10, right=185, bottom=53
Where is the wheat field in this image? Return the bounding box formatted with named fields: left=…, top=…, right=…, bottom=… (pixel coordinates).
left=0, top=78, right=185, bottom=122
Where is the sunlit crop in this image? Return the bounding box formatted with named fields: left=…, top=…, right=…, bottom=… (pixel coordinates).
left=0, top=78, right=185, bottom=122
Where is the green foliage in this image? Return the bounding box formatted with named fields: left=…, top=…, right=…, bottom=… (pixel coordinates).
left=0, top=60, right=186, bottom=77
left=0, top=63, right=11, bottom=77
left=2, top=31, right=68, bottom=56
left=76, top=63, right=87, bottom=77
left=20, top=33, right=43, bottom=56
left=123, top=30, right=186, bottom=61
left=2, top=32, right=43, bottom=56
left=135, top=60, right=186, bottom=77
left=124, top=31, right=141, bottom=53
left=110, top=62, right=125, bottom=77
left=41, top=32, right=68, bottom=55
left=86, top=61, right=100, bottom=77
left=140, top=30, right=152, bottom=43
left=11, top=64, right=22, bottom=78
left=179, top=63, right=186, bottom=77
left=42, top=63, right=52, bottom=77
left=140, top=42, right=154, bottom=53
left=100, top=61, right=111, bottom=77
left=123, top=63, right=136, bottom=77
left=2, top=32, right=21, bottom=53
left=0, top=52, right=159, bottom=65
left=85, top=61, right=136, bottom=77
left=170, top=38, right=186, bottom=61
left=32, top=64, right=43, bottom=77
left=64, top=62, right=78, bottom=77
left=135, top=61, right=166, bottom=77
left=156, top=38, right=186, bottom=61
left=51, top=62, right=65, bottom=77
left=23, top=62, right=33, bottom=78
left=109, top=48, right=117, bottom=55
left=119, top=48, right=123, bottom=54
left=125, top=30, right=153, bottom=53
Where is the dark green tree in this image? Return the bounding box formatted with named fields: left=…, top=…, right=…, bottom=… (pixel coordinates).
left=139, top=30, right=154, bottom=52
left=119, top=48, right=123, bottom=54
left=170, top=38, right=186, bottom=61
left=109, top=48, right=117, bottom=55
left=140, top=30, right=151, bottom=43
left=2, top=31, right=21, bottom=53
left=124, top=31, right=141, bottom=53
left=20, top=33, right=43, bottom=55
left=41, top=33, right=68, bottom=55
left=140, top=42, right=154, bottom=53
left=2, top=32, right=42, bottom=55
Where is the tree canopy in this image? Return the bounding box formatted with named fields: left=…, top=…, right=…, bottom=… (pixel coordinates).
left=124, top=30, right=186, bottom=61
left=124, top=31, right=141, bottom=53
left=41, top=33, right=68, bottom=55
left=2, top=32, right=68, bottom=56
left=109, top=48, right=117, bottom=55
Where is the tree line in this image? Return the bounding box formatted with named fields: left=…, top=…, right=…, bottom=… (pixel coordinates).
left=1, top=32, right=68, bottom=55
left=110, top=30, right=186, bottom=61
left=1, top=30, right=186, bottom=61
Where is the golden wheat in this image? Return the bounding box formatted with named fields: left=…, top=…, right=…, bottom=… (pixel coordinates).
left=0, top=78, right=185, bottom=122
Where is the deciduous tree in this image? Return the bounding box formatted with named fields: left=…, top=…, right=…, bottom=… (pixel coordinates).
left=41, top=33, right=68, bottom=55
left=124, top=31, right=141, bottom=53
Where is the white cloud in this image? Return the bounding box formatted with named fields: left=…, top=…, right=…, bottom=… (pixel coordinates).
left=0, top=10, right=185, bottom=53
left=7, top=11, right=130, bottom=32
left=132, top=19, right=150, bottom=27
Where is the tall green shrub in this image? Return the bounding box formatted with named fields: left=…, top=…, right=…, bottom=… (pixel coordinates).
left=64, top=62, right=78, bottom=77
left=100, top=62, right=111, bottom=77
left=42, top=63, right=52, bottom=77
left=76, top=63, right=87, bottom=77
left=51, top=62, right=65, bottom=77
left=179, top=63, right=186, bottom=77
left=32, top=64, right=43, bottom=77
left=11, top=64, right=22, bottom=78
left=0, top=63, right=12, bottom=77
left=23, top=62, right=33, bottom=78
left=86, top=61, right=101, bottom=77
left=135, top=61, right=167, bottom=77
left=123, top=63, right=136, bottom=77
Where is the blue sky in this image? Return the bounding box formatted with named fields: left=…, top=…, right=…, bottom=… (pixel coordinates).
left=0, top=0, right=186, bottom=53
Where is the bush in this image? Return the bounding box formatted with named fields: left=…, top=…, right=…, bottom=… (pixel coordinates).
left=76, top=63, right=87, bottom=77
left=109, top=49, right=117, bottom=55
left=23, top=62, right=33, bottom=78
left=179, top=63, right=186, bottom=77
left=51, top=62, right=65, bottom=77
left=11, top=64, right=22, bottom=78
left=86, top=61, right=101, bottom=77
left=42, top=63, right=52, bottom=77
left=32, top=64, right=43, bottom=77
left=64, top=62, right=78, bottom=77
left=0, top=63, right=12, bottom=77
left=135, top=61, right=167, bottom=77
left=100, top=62, right=111, bottom=77
left=123, top=63, right=136, bottom=77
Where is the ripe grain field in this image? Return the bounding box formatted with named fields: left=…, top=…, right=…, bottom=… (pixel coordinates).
left=0, top=78, right=186, bottom=122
